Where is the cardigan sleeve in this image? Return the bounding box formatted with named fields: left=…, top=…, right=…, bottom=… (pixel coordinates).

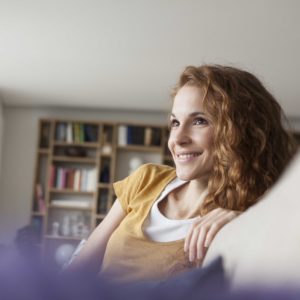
left=113, top=164, right=148, bottom=213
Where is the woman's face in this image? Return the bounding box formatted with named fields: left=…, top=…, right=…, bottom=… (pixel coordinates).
left=168, top=85, right=214, bottom=182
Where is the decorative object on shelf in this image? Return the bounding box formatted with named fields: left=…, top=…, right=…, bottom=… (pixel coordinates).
left=54, top=243, right=76, bottom=267
left=61, top=215, right=71, bottom=236
left=64, top=147, right=87, bottom=157
left=66, top=214, right=90, bottom=238
left=102, top=144, right=112, bottom=155
left=129, top=157, right=143, bottom=174
left=51, top=222, right=60, bottom=236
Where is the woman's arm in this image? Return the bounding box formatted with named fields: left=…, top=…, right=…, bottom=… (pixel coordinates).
left=66, top=199, right=126, bottom=274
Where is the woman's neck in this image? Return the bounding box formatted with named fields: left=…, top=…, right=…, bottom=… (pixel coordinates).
left=161, top=179, right=209, bottom=219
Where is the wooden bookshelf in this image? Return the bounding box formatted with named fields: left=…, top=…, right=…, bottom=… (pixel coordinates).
left=30, top=118, right=172, bottom=266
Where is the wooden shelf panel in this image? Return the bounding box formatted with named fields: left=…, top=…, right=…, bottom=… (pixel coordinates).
left=49, top=188, right=94, bottom=195
left=117, top=145, right=162, bottom=152
left=52, top=156, right=97, bottom=164
left=38, top=149, right=50, bottom=154
left=53, top=141, right=99, bottom=148
left=48, top=204, right=93, bottom=211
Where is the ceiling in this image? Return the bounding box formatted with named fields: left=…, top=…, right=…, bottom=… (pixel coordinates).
left=0, top=0, right=300, bottom=116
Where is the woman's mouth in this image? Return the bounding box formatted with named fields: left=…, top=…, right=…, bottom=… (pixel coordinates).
left=176, top=152, right=201, bottom=162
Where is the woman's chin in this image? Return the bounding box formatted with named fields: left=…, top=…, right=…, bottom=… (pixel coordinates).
left=176, top=169, right=194, bottom=181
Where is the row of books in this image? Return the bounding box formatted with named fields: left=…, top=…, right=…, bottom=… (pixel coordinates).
left=118, top=126, right=162, bottom=146
left=49, top=166, right=97, bottom=192
left=55, top=122, right=98, bottom=143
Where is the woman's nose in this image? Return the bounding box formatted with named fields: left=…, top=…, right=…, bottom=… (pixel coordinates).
left=172, top=127, right=191, bottom=145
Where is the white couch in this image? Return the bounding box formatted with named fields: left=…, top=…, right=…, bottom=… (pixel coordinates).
left=203, top=151, right=300, bottom=288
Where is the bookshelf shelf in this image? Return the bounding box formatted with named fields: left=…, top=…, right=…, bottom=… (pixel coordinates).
left=48, top=204, right=93, bottom=211
left=30, top=118, right=171, bottom=265
left=53, top=141, right=99, bottom=148
left=49, top=188, right=95, bottom=195
left=52, top=156, right=97, bottom=164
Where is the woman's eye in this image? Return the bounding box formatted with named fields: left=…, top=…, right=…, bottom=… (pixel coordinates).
left=193, top=117, right=208, bottom=125
left=169, top=119, right=179, bottom=128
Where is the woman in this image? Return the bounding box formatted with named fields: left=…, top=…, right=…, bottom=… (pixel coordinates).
left=67, top=65, right=296, bottom=281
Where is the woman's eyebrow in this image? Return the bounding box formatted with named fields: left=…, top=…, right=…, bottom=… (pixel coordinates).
left=170, top=112, right=206, bottom=118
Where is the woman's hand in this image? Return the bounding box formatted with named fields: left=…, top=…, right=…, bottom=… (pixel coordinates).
left=184, top=208, right=241, bottom=264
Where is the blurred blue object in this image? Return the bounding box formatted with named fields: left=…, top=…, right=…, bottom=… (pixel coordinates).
left=0, top=254, right=300, bottom=300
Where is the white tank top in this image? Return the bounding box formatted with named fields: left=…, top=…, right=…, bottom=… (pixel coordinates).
left=142, top=177, right=199, bottom=242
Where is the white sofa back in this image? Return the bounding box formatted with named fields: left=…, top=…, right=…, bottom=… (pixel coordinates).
left=203, top=151, right=300, bottom=287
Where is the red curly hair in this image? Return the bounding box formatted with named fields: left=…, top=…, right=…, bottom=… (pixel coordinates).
left=172, top=65, right=297, bottom=214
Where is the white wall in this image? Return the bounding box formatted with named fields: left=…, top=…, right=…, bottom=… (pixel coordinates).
left=0, top=100, right=3, bottom=181
left=0, top=106, right=168, bottom=245
left=289, top=117, right=300, bottom=132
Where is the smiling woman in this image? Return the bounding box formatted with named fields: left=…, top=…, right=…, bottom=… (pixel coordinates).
left=168, top=85, right=214, bottom=182
left=66, top=65, right=297, bottom=282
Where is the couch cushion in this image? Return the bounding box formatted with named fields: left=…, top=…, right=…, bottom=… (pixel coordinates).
left=203, top=152, right=300, bottom=287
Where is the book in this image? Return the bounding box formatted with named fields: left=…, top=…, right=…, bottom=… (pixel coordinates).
left=118, top=125, right=127, bottom=146
left=55, top=123, right=67, bottom=141
left=66, top=122, right=73, bottom=143
left=151, top=128, right=162, bottom=146
left=127, top=126, right=145, bottom=145
left=144, top=127, right=152, bottom=146
left=49, top=165, right=56, bottom=188
left=87, top=168, right=97, bottom=191
left=84, top=125, right=98, bottom=142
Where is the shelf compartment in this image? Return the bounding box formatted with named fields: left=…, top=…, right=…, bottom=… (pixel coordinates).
left=97, top=189, right=109, bottom=214
left=55, top=122, right=99, bottom=143
left=39, top=121, right=51, bottom=149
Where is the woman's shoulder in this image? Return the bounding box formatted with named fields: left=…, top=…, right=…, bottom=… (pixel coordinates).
left=135, top=163, right=176, bottom=181
left=139, top=163, right=175, bottom=173
left=124, top=163, right=176, bottom=193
